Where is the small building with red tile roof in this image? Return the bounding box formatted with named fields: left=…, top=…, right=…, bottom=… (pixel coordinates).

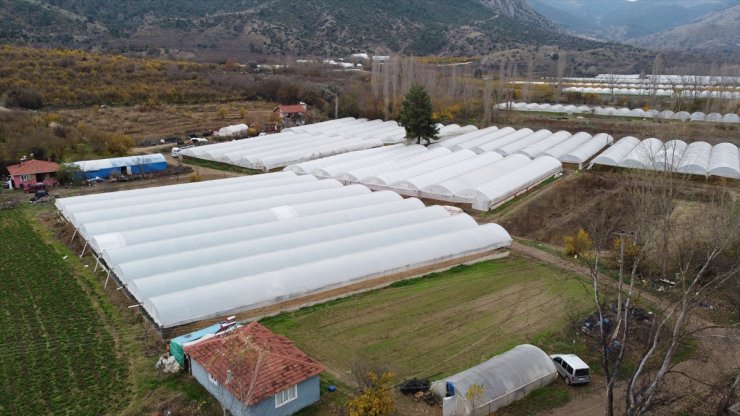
left=273, top=102, right=308, bottom=128
left=6, top=159, right=59, bottom=190
left=185, top=322, right=325, bottom=416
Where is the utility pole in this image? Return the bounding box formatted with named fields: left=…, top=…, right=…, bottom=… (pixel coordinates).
left=334, top=93, right=339, bottom=120
left=612, top=229, right=636, bottom=341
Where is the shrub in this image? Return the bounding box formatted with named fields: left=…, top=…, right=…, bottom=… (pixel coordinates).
left=3, top=88, right=43, bottom=110
left=564, top=228, right=593, bottom=256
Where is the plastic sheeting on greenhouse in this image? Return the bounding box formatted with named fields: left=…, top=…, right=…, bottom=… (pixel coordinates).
left=69, top=154, right=168, bottom=179
left=539, top=132, right=592, bottom=159
left=654, top=140, right=688, bottom=171
left=708, top=143, right=740, bottom=179
left=517, top=131, right=572, bottom=159
left=620, top=138, right=664, bottom=169
left=391, top=152, right=504, bottom=196
left=559, top=133, right=614, bottom=169
left=589, top=138, right=738, bottom=179
left=469, top=156, right=562, bottom=211
left=589, top=136, right=641, bottom=168
left=430, top=344, right=557, bottom=416
left=426, top=155, right=531, bottom=201
left=180, top=119, right=400, bottom=170
left=677, top=141, right=712, bottom=175
left=492, top=102, right=739, bottom=124
left=57, top=173, right=513, bottom=328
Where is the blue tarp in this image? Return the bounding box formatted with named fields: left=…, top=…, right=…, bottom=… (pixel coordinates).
left=169, top=322, right=240, bottom=367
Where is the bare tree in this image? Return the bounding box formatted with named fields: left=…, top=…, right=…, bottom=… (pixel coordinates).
left=555, top=52, right=567, bottom=104
left=585, top=163, right=739, bottom=416
left=483, top=73, right=492, bottom=128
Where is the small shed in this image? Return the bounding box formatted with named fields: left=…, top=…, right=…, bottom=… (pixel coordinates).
left=70, top=154, right=167, bottom=180
left=431, top=344, right=557, bottom=416
left=185, top=322, right=325, bottom=416
left=7, top=159, right=59, bottom=189
left=169, top=318, right=240, bottom=368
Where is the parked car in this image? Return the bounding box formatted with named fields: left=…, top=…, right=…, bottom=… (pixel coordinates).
left=25, top=183, right=47, bottom=193
left=171, top=144, right=193, bottom=158
left=551, top=354, right=590, bottom=385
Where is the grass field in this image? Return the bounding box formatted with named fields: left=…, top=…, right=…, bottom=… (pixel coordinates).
left=0, top=209, right=128, bottom=415
left=262, top=256, right=594, bottom=385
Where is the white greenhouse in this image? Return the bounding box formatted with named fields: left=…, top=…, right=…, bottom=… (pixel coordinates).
left=708, top=143, right=740, bottom=179
left=430, top=344, right=558, bottom=416
left=559, top=133, right=614, bottom=169
left=589, top=138, right=738, bottom=179
left=677, top=141, right=712, bottom=175
left=492, top=102, right=739, bottom=124
left=58, top=173, right=513, bottom=329
left=469, top=156, right=562, bottom=211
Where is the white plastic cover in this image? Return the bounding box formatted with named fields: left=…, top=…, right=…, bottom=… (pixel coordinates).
left=677, top=141, right=712, bottom=176
left=469, top=156, right=562, bottom=210
left=560, top=133, right=613, bottom=168
left=654, top=140, right=688, bottom=172
left=424, top=155, right=531, bottom=201
left=144, top=223, right=512, bottom=327
left=539, top=132, right=592, bottom=159
left=620, top=138, right=664, bottom=169
left=589, top=136, right=640, bottom=168
left=708, top=142, right=740, bottom=179
left=517, top=131, right=572, bottom=159
left=496, top=129, right=553, bottom=156
left=430, top=344, right=557, bottom=416
left=364, top=150, right=476, bottom=188
left=392, top=152, right=504, bottom=194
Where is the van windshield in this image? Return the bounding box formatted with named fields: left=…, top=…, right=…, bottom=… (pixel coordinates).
left=575, top=369, right=589, bottom=377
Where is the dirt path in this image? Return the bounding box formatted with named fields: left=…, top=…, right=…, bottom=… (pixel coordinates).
left=511, top=240, right=739, bottom=415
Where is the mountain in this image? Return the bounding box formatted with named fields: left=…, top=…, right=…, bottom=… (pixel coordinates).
left=527, top=0, right=738, bottom=42
left=630, top=5, right=740, bottom=57
left=0, top=0, right=602, bottom=59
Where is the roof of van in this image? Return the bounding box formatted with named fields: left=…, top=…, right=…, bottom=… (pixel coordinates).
left=551, top=354, right=589, bottom=369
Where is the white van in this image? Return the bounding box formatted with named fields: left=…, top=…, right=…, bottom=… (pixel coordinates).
left=551, top=354, right=590, bottom=385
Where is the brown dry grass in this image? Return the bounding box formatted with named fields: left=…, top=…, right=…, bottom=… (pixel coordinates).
left=54, top=101, right=276, bottom=141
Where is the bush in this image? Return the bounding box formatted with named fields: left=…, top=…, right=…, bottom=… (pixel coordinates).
left=56, top=164, right=82, bottom=186
left=3, top=88, right=43, bottom=110
left=564, top=228, right=593, bottom=256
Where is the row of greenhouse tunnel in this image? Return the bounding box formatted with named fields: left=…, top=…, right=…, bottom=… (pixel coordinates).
left=57, top=117, right=738, bottom=331
left=497, top=102, right=740, bottom=123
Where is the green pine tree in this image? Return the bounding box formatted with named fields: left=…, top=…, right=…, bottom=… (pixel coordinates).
left=398, top=84, right=439, bottom=145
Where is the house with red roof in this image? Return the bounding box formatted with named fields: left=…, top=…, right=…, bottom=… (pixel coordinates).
left=6, top=159, right=59, bottom=190
left=184, top=322, right=325, bottom=416
left=273, top=102, right=308, bottom=128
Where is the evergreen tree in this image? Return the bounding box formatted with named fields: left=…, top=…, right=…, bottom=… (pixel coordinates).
left=398, top=84, right=439, bottom=145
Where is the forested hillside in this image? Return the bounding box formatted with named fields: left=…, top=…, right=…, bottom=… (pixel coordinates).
left=1, top=0, right=601, bottom=58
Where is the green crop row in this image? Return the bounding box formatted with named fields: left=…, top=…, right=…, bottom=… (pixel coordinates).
left=0, top=210, right=128, bottom=415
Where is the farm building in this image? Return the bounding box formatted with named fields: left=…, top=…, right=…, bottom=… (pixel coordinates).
left=185, top=322, right=324, bottom=416
left=7, top=159, right=59, bottom=190
left=430, top=344, right=558, bottom=416
left=274, top=102, right=308, bottom=127
left=69, top=154, right=167, bottom=180
left=56, top=172, right=512, bottom=332
left=169, top=317, right=240, bottom=368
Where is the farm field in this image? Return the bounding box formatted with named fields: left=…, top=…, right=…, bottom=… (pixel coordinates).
left=0, top=209, right=128, bottom=415
left=262, top=256, right=593, bottom=384
left=54, top=100, right=276, bottom=142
